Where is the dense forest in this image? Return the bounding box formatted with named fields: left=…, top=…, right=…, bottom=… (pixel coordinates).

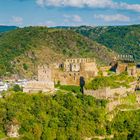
left=0, top=90, right=140, bottom=140
left=68, top=25, right=140, bottom=61
left=0, top=26, right=114, bottom=78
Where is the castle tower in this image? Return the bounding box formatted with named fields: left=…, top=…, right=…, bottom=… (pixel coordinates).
left=38, top=65, right=52, bottom=81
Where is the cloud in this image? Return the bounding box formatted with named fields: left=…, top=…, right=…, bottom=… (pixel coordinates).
left=64, top=14, right=82, bottom=23
left=73, top=15, right=82, bottom=22
left=94, top=14, right=130, bottom=22
left=36, top=0, right=117, bottom=8
left=36, top=0, right=140, bottom=12
left=36, top=0, right=45, bottom=7
left=38, top=21, right=56, bottom=27
left=0, top=24, right=7, bottom=26
left=120, top=2, right=140, bottom=12
left=11, top=16, right=23, bottom=25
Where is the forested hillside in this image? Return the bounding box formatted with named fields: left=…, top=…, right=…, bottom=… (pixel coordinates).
left=0, top=26, right=17, bottom=33
left=0, top=26, right=115, bottom=78
left=0, top=91, right=140, bottom=140
left=69, top=25, right=140, bottom=61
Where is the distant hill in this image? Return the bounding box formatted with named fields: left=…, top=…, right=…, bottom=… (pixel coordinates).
left=68, top=25, right=140, bottom=61
left=0, top=26, right=115, bottom=78
left=0, top=25, right=18, bottom=33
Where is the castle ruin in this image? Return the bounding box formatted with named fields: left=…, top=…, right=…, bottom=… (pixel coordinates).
left=40, top=58, right=98, bottom=86
left=23, top=58, right=98, bottom=93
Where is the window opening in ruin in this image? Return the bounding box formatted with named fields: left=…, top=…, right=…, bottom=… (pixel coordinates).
left=77, top=59, right=79, bottom=63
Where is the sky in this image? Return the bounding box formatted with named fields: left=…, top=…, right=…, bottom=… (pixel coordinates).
left=0, top=0, right=140, bottom=27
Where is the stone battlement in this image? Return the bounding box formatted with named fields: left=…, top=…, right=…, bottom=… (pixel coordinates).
left=65, top=58, right=95, bottom=63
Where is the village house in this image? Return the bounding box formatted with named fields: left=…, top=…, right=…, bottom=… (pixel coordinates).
left=15, top=79, right=28, bottom=88
left=0, top=81, right=8, bottom=93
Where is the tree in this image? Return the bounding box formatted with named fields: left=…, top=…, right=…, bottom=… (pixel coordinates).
left=13, top=84, right=23, bottom=92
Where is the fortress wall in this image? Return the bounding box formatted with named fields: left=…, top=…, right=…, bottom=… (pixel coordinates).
left=116, top=63, right=127, bottom=74
left=23, top=81, right=54, bottom=93
left=81, top=62, right=98, bottom=76
left=85, top=85, right=135, bottom=99
left=53, top=70, right=81, bottom=85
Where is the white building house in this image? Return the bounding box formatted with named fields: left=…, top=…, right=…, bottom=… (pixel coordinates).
left=0, top=82, right=8, bottom=92
left=15, top=79, right=28, bottom=88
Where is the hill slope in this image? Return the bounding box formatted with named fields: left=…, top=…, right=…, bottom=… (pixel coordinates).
left=69, top=25, right=140, bottom=61
left=0, top=26, right=115, bottom=78
left=0, top=91, right=140, bottom=139
left=0, top=25, right=17, bottom=33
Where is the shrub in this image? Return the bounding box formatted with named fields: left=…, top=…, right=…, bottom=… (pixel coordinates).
left=13, top=84, right=23, bottom=92
left=58, top=85, right=81, bottom=93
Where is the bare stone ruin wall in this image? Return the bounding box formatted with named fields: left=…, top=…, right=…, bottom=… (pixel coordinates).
left=38, top=65, right=52, bottom=81
left=136, top=94, right=140, bottom=104
left=136, top=68, right=140, bottom=75
left=85, top=84, right=136, bottom=99
left=116, top=63, right=127, bottom=74
left=23, top=81, right=54, bottom=93
left=51, top=58, right=98, bottom=86
left=81, top=62, right=98, bottom=76
left=53, top=69, right=81, bottom=85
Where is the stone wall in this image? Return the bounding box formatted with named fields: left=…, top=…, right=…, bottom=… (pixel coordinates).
left=23, top=81, right=54, bottom=93
left=136, top=94, right=140, bottom=104
left=81, top=62, right=98, bottom=76
left=38, top=65, right=52, bottom=81
left=53, top=70, right=80, bottom=85
left=127, top=66, right=137, bottom=76
left=116, top=63, right=127, bottom=74
left=85, top=83, right=136, bottom=99
left=112, top=62, right=137, bottom=76
left=136, top=68, right=140, bottom=76
left=71, top=63, right=80, bottom=72
left=64, top=58, right=96, bottom=72
left=100, top=66, right=111, bottom=76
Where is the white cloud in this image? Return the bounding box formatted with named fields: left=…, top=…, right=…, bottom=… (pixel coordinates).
left=36, top=0, right=45, bottom=7
left=36, top=0, right=116, bottom=8
left=120, top=2, right=140, bottom=12
left=0, top=23, right=7, bottom=26
left=11, top=16, right=23, bottom=25
left=73, top=15, right=82, bottom=22
left=94, top=14, right=130, bottom=22
left=38, top=21, right=56, bottom=27
left=36, top=0, right=140, bottom=12
left=64, top=14, right=82, bottom=23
